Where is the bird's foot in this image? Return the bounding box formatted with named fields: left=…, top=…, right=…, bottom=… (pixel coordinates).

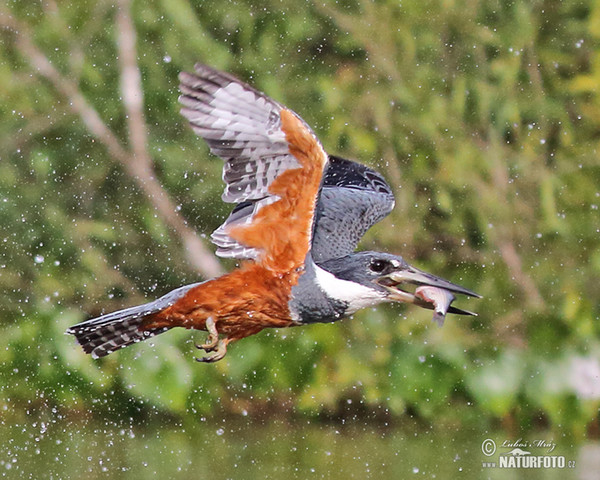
left=195, top=338, right=228, bottom=363
left=195, top=317, right=219, bottom=352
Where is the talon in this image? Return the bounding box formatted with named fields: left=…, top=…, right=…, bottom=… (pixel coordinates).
left=195, top=317, right=219, bottom=351
left=195, top=342, right=216, bottom=352
left=195, top=338, right=228, bottom=363
left=195, top=338, right=218, bottom=352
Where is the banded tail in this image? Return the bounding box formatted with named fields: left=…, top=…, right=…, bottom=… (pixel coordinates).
left=67, top=282, right=202, bottom=358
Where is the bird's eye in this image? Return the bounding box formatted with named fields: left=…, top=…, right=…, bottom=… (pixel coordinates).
left=370, top=259, right=389, bottom=273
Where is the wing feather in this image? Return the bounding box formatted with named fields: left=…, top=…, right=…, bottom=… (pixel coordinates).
left=179, top=64, right=328, bottom=271
left=215, top=155, right=396, bottom=263
left=311, top=156, right=395, bottom=263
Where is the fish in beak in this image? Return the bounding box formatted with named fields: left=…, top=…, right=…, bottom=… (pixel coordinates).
left=377, top=265, right=481, bottom=326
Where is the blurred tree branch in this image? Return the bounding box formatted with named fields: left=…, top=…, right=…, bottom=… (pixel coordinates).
left=0, top=6, right=223, bottom=279
left=473, top=140, right=546, bottom=311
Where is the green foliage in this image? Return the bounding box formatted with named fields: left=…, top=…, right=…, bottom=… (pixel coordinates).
left=1, top=0, right=599, bottom=438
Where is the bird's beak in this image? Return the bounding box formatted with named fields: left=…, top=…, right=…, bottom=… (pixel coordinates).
left=376, top=265, right=481, bottom=322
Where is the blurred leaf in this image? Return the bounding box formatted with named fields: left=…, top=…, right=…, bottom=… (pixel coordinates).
left=464, top=350, right=525, bottom=417
left=120, top=338, right=194, bottom=414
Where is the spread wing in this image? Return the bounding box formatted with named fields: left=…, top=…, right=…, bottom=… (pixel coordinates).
left=311, top=155, right=395, bottom=263
left=179, top=64, right=328, bottom=272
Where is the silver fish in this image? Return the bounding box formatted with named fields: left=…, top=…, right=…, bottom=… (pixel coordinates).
left=415, top=286, right=457, bottom=327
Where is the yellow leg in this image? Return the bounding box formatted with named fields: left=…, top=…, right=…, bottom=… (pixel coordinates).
left=195, top=317, right=219, bottom=352
left=196, top=338, right=229, bottom=363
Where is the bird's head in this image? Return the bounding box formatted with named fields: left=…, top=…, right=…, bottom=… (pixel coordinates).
left=318, top=251, right=480, bottom=320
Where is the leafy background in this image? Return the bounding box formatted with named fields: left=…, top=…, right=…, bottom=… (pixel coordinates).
left=1, top=0, right=599, bottom=443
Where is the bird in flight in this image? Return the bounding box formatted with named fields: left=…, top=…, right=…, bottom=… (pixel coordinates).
left=67, top=64, right=479, bottom=363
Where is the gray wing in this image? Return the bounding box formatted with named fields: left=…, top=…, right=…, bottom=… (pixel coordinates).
left=311, top=155, right=395, bottom=263
left=179, top=64, right=321, bottom=259
left=214, top=154, right=395, bottom=262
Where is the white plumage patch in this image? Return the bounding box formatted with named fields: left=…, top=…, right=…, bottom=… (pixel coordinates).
left=313, top=264, right=388, bottom=314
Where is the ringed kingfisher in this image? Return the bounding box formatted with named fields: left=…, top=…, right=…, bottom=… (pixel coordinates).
left=67, top=64, right=480, bottom=363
